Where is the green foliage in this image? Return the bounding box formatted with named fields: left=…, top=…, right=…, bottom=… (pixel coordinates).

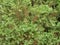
left=0, top=0, right=60, bottom=45
left=30, top=5, right=53, bottom=15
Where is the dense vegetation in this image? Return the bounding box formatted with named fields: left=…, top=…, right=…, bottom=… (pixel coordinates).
left=0, top=0, right=60, bottom=45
